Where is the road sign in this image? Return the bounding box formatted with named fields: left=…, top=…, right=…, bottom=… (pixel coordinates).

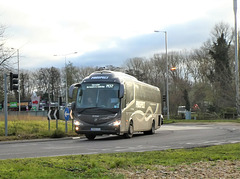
left=54, top=110, right=58, bottom=120
left=48, top=110, right=52, bottom=120
left=64, top=107, right=70, bottom=121
left=10, top=102, right=17, bottom=108
left=48, top=110, right=59, bottom=120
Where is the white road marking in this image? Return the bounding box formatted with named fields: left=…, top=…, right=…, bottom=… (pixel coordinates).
left=159, top=125, right=213, bottom=131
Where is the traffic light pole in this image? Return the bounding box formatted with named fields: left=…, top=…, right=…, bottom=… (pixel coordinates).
left=4, top=72, right=19, bottom=136
left=18, top=49, right=20, bottom=112
left=4, top=73, right=8, bottom=136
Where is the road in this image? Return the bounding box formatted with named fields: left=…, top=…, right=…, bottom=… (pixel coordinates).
left=0, top=123, right=240, bottom=160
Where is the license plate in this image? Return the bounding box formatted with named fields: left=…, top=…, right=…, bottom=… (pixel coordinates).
left=91, top=128, right=101, bottom=131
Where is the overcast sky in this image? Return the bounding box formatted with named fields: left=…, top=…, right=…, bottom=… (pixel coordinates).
left=0, top=0, right=236, bottom=71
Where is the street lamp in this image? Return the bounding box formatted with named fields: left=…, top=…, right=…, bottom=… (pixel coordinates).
left=54, top=52, right=77, bottom=107
left=154, top=30, right=169, bottom=120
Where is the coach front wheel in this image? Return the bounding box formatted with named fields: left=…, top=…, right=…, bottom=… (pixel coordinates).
left=85, top=134, right=96, bottom=140
left=124, top=121, right=134, bottom=138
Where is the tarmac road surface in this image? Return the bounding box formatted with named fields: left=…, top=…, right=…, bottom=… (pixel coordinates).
left=0, top=123, right=240, bottom=160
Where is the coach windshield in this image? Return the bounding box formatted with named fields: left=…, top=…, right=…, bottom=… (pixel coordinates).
left=76, top=83, right=120, bottom=112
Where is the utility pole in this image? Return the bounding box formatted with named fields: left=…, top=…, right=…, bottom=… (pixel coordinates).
left=234, top=0, right=239, bottom=116
left=154, top=30, right=169, bottom=120
left=53, top=52, right=77, bottom=107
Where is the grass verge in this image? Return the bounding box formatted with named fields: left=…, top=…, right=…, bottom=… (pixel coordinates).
left=0, top=144, right=240, bottom=178
left=0, top=115, right=77, bottom=141
left=0, top=143, right=239, bottom=178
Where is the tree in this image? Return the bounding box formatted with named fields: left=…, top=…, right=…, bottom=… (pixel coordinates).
left=49, top=67, right=61, bottom=101
left=65, top=62, right=78, bottom=88
left=0, top=25, right=9, bottom=71
left=0, top=24, right=18, bottom=103
left=76, top=66, right=97, bottom=82
left=33, top=68, right=49, bottom=100
left=183, top=89, right=190, bottom=111
left=19, top=71, right=32, bottom=100
left=209, top=33, right=232, bottom=87
left=150, top=54, right=166, bottom=88
left=124, top=57, right=146, bottom=81
left=190, top=47, right=214, bottom=83
left=207, top=23, right=234, bottom=109
left=187, top=22, right=235, bottom=112
left=33, top=67, right=61, bottom=102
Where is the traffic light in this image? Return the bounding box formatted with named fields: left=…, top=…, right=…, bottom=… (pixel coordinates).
left=10, top=72, right=18, bottom=91
left=162, top=94, right=166, bottom=102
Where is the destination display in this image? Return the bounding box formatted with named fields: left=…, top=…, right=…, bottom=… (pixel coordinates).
left=85, top=83, right=116, bottom=89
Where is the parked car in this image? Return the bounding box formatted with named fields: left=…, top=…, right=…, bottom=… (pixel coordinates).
left=178, top=106, right=186, bottom=119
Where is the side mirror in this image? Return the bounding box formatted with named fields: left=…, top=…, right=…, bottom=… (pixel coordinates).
left=69, top=83, right=80, bottom=99
left=119, top=84, right=124, bottom=98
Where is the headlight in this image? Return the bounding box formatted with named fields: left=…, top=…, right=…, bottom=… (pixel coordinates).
left=74, top=120, right=81, bottom=126
left=109, top=120, right=121, bottom=126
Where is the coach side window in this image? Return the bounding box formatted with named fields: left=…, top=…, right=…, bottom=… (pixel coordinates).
left=126, top=83, right=134, bottom=104
left=121, top=96, right=126, bottom=109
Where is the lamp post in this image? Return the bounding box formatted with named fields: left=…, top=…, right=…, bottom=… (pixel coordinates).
left=54, top=52, right=77, bottom=107
left=234, top=0, right=239, bottom=116
left=154, top=30, right=169, bottom=120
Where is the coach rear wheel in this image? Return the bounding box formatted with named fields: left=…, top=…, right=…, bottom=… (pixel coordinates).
left=144, top=120, right=155, bottom=135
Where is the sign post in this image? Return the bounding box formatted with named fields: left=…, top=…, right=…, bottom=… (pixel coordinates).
left=47, top=110, right=51, bottom=131
left=54, top=110, right=58, bottom=129
left=64, top=107, right=70, bottom=133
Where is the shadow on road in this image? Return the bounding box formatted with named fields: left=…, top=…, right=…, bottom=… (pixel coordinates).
left=80, top=132, right=157, bottom=142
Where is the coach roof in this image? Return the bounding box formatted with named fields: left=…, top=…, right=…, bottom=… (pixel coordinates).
left=82, top=70, right=137, bottom=83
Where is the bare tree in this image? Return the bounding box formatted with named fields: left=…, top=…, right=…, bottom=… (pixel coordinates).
left=76, top=66, right=97, bottom=82
left=33, top=68, right=49, bottom=98
left=148, top=53, right=167, bottom=103
left=33, top=67, right=61, bottom=102
left=64, top=61, right=78, bottom=89
left=0, top=24, right=17, bottom=102
left=210, top=22, right=233, bottom=45
left=124, top=57, right=146, bottom=81
left=49, top=67, right=61, bottom=101
left=0, top=25, right=16, bottom=72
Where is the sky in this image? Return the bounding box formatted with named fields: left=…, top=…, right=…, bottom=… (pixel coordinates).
left=0, top=0, right=236, bottom=71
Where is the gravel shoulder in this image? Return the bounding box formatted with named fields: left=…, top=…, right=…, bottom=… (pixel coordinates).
left=114, top=160, right=240, bottom=178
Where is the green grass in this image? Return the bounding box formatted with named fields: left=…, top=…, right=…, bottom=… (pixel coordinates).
left=0, top=115, right=77, bottom=141
left=0, top=143, right=239, bottom=178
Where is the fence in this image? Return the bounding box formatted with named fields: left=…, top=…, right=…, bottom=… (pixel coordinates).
left=0, top=111, right=48, bottom=117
